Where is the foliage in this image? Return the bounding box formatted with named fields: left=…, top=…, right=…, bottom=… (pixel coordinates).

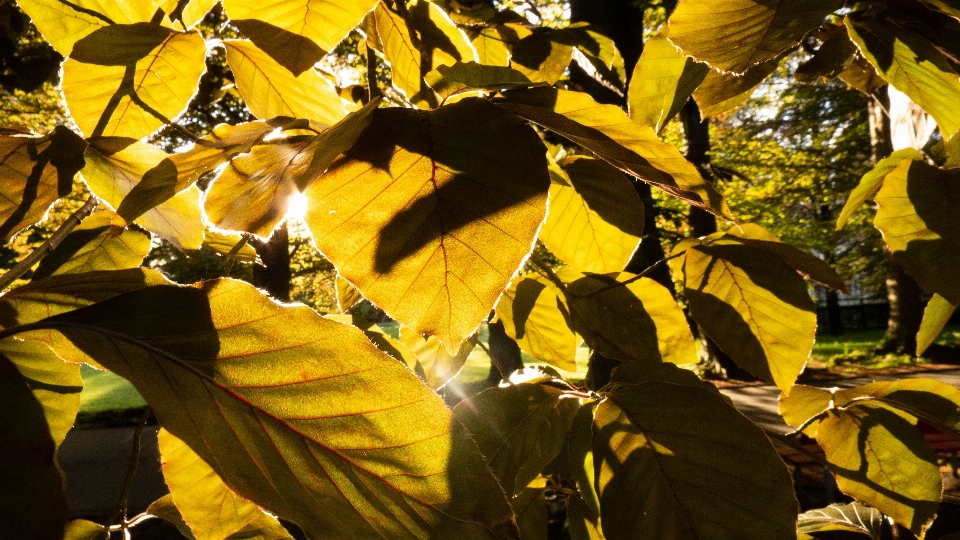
left=1, top=0, right=959, bottom=539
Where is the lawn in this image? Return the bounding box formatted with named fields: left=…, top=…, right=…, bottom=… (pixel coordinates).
left=77, top=323, right=959, bottom=417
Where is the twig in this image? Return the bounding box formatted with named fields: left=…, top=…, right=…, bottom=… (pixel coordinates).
left=0, top=195, right=98, bottom=291
left=366, top=47, right=381, bottom=102
left=527, top=254, right=568, bottom=293
left=106, top=407, right=153, bottom=529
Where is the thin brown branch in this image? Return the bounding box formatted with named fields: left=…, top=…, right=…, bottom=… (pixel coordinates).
left=106, top=407, right=153, bottom=529
left=0, top=195, right=98, bottom=292
left=367, top=47, right=381, bottom=102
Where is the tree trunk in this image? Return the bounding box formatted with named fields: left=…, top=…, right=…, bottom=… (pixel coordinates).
left=679, top=98, right=755, bottom=379
left=824, top=288, right=843, bottom=336
left=869, top=86, right=923, bottom=356
left=251, top=223, right=291, bottom=302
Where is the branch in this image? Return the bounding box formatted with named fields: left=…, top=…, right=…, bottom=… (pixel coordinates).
left=527, top=253, right=568, bottom=293
left=0, top=195, right=98, bottom=292
left=366, top=47, right=381, bottom=102
left=106, top=407, right=153, bottom=529
left=566, top=251, right=685, bottom=299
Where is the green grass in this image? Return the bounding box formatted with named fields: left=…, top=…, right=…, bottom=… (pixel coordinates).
left=79, top=364, right=146, bottom=414
left=810, top=329, right=886, bottom=360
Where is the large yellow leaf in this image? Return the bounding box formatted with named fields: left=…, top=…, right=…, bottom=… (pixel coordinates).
left=205, top=101, right=377, bottom=238
left=62, top=28, right=206, bottom=139
left=594, top=382, right=798, bottom=539
left=33, top=280, right=521, bottom=539
left=847, top=17, right=960, bottom=138
left=817, top=405, right=941, bottom=536
left=158, top=429, right=292, bottom=540
left=82, top=140, right=204, bottom=250
left=874, top=140, right=960, bottom=304
left=304, top=98, right=548, bottom=350
left=494, top=88, right=728, bottom=217
left=668, top=0, right=842, bottom=74
left=473, top=27, right=510, bottom=67
left=540, top=156, right=643, bottom=274
left=683, top=239, right=817, bottom=392
left=692, top=53, right=784, bottom=118
left=223, top=40, right=347, bottom=125
left=628, top=30, right=709, bottom=132
left=31, top=211, right=151, bottom=279
left=0, top=127, right=87, bottom=241
left=224, top=0, right=377, bottom=75
left=836, top=148, right=922, bottom=231
left=496, top=275, right=578, bottom=372
left=564, top=271, right=697, bottom=366
left=16, top=0, right=168, bottom=56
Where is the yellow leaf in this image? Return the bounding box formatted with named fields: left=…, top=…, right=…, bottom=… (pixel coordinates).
left=62, top=29, right=206, bottom=139
left=82, top=140, right=204, bottom=250
left=683, top=240, right=817, bottom=392
left=473, top=27, right=510, bottom=67
left=224, top=40, right=348, bottom=125
left=400, top=326, right=475, bottom=388
left=202, top=230, right=259, bottom=263
left=223, top=0, right=378, bottom=75
left=304, top=98, right=548, bottom=350
left=496, top=275, right=578, bottom=372
left=336, top=274, right=363, bottom=312
left=0, top=127, right=87, bottom=241
left=16, top=0, right=168, bottom=56
left=540, top=156, right=643, bottom=274
left=159, top=428, right=292, bottom=540
left=31, top=211, right=152, bottom=278
left=163, top=0, right=219, bottom=29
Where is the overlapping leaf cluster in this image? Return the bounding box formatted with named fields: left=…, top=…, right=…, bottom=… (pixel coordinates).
left=0, top=0, right=958, bottom=539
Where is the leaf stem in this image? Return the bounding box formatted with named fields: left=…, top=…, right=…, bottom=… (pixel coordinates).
left=0, top=195, right=98, bottom=292
left=570, top=251, right=685, bottom=298
left=106, top=407, right=153, bottom=529
left=527, top=253, right=568, bottom=293
left=366, top=47, right=381, bottom=102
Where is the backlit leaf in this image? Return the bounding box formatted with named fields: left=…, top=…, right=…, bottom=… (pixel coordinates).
left=224, top=40, right=348, bottom=125
left=0, top=353, right=69, bottom=540
left=202, top=230, right=259, bottom=264
left=304, top=98, right=548, bottom=350
left=206, top=100, right=376, bottom=237
left=540, top=156, right=643, bottom=274
left=918, top=294, right=957, bottom=356
left=560, top=23, right=626, bottom=92
left=0, top=127, right=87, bottom=241
left=425, top=62, right=541, bottom=100
left=472, top=27, right=510, bottom=67
left=874, top=159, right=960, bottom=304
left=336, top=274, right=363, bottom=312
left=223, top=0, right=378, bottom=76
left=593, top=381, right=798, bottom=540
left=837, top=53, right=886, bottom=94
left=0, top=338, right=81, bottom=446
left=83, top=140, right=204, bottom=251
left=922, top=0, right=960, bottom=20
left=795, top=25, right=857, bottom=84
left=847, top=17, right=960, bottom=137
left=628, top=30, right=709, bottom=132
left=496, top=275, right=578, bottom=372
left=832, top=378, right=960, bottom=440
left=727, top=223, right=847, bottom=292
left=494, top=88, right=728, bottom=216
left=170, top=122, right=278, bottom=191
left=693, top=54, right=783, bottom=118
left=817, top=405, right=941, bottom=535
left=510, top=31, right=573, bottom=85
left=565, top=271, right=697, bottom=366
left=63, top=520, right=109, bottom=540
left=778, top=384, right=832, bottom=436
left=514, top=479, right=548, bottom=540
left=32, top=211, right=151, bottom=279
left=798, top=502, right=883, bottom=539
left=836, top=148, right=923, bottom=230
left=16, top=0, right=168, bottom=56
left=163, top=0, right=219, bottom=29
left=34, top=280, right=521, bottom=539
left=683, top=239, right=817, bottom=392
left=159, top=428, right=292, bottom=540
left=62, top=28, right=206, bottom=139
left=399, top=326, right=475, bottom=388
left=668, top=0, right=842, bottom=74
left=147, top=495, right=197, bottom=539
left=453, top=381, right=582, bottom=497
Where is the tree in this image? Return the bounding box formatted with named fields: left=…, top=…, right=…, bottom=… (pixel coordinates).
left=1, top=1, right=960, bottom=539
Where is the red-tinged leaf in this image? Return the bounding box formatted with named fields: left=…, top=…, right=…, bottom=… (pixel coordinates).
left=27, top=280, right=521, bottom=540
